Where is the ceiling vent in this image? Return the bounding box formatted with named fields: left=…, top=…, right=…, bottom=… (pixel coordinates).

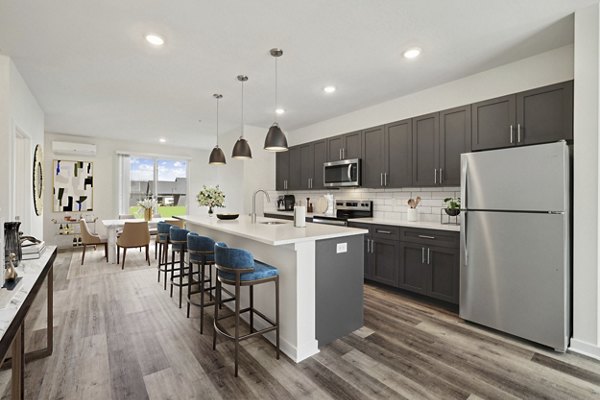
left=51, top=141, right=97, bottom=157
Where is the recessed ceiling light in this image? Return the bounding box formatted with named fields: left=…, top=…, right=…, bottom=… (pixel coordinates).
left=403, top=47, right=422, bottom=59
left=145, top=34, right=165, bottom=46
left=323, top=86, right=336, bottom=94
left=159, top=138, right=166, bottom=143
left=275, top=108, right=285, bottom=115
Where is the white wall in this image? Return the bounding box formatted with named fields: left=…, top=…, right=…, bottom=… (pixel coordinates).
left=43, top=132, right=214, bottom=245
left=571, top=3, right=600, bottom=359
left=289, top=45, right=574, bottom=145
left=214, top=125, right=276, bottom=215
left=0, top=55, right=45, bottom=238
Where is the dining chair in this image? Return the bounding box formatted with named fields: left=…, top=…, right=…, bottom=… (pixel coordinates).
left=116, top=221, right=151, bottom=269
left=79, top=219, right=108, bottom=265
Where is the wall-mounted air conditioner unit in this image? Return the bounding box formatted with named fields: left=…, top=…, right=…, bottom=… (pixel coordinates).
left=52, top=141, right=97, bottom=157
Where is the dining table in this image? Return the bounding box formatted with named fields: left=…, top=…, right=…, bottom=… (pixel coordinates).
left=101, top=218, right=176, bottom=264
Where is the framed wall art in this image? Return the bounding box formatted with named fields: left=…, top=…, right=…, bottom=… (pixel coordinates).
left=52, top=160, right=94, bottom=212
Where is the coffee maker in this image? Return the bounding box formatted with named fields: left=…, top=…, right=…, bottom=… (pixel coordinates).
left=277, top=195, right=295, bottom=211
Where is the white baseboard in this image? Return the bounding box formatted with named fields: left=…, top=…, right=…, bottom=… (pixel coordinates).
left=569, top=338, right=600, bottom=360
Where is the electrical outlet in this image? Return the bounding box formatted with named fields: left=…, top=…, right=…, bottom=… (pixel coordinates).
left=336, top=242, right=347, bottom=254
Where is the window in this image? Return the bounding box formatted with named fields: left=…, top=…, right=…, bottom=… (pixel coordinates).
left=118, top=154, right=189, bottom=217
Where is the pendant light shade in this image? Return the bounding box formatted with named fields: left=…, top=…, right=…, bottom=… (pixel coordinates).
left=264, top=123, right=288, bottom=152
left=209, top=94, right=226, bottom=165
left=264, top=48, right=288, bottom=152
left=232, top=75, right=252, bottom=159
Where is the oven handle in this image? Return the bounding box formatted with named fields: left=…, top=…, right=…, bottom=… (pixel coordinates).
left=312, top=217, right=348, bottom=226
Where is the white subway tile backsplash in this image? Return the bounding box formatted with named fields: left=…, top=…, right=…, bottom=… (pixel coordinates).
left=267, top=186, right=460, bottom=221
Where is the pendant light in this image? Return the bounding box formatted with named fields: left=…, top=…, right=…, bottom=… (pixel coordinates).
left=264, top=48, right=288, bottom=152
left=209, top=93, right=226, bottom=165
left=232, top=75, right=252, bottom=159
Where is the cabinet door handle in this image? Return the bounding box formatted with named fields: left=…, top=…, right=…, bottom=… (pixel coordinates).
left=510, top=125, right=514, bottom=143
left=370, top=239, right=375, bottom=253
left=517, top=123, right=521, bottom=143
left=384, top=172, right=387, bottom=187
left=427, top=248, right=431, bottom=264
left=380, top=173, right=383, bottom=187
left=342, top=148, right=346, bottom=159
left=434, top=168, right=437, bottom=184
left=418, top=234, right=436, bottom=239
left=376, top=229, right=392, bottom=234
left=439, top=168, right=443, bottom=185
left=421, top=247, right=425, bottom=264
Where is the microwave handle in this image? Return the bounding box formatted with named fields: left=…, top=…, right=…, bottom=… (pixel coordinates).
left=347, top=164, right=353, bottom=181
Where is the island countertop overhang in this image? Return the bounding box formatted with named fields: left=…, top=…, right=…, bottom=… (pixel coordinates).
left=175, top=215, right=368, bottom=246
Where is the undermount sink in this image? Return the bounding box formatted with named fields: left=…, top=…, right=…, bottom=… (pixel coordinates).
left=259, top=221, right=288, bottom=225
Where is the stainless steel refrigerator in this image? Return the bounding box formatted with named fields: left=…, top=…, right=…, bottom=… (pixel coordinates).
left=460, top=141, right=570, bottom=351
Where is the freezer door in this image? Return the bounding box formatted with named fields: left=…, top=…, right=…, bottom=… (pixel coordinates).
left=461, top=142, right=569, bottom=212
left=460, top=210, right=569, bottom=351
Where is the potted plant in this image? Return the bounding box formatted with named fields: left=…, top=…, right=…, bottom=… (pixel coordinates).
left=197, top=185, right=225, bottom=216
left=443, top=197, right=461, bottom=216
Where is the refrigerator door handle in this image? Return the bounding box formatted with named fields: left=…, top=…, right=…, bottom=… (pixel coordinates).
left=460, top=156, right=468, bottom=266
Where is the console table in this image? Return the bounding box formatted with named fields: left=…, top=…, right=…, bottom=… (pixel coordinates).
left=0, top=246, right=56, bottom=399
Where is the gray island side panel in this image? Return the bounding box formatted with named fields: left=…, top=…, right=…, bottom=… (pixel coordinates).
left=315, top=234, right=364, bottom=346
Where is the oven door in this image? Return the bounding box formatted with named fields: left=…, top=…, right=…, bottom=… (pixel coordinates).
left=323, top=159, right=361, bottom=187
left=312, top=217, right=348, bottom=226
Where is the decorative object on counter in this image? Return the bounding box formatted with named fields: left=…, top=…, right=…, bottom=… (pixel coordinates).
left=4, top=253, right=18, bottom=282
left=32, top=144, right=44, bottom=216
left=197, top=185, right=225, bottom=216
left=440, top=208, right=460, bottom=225
left=4, top=222, right=22, bottom=266
left=294, top=205, right=306, bottom=228
left=0, top=214, right=3, bottom=286
left=209, top=94, right=227, bottom=165
left=216, top=213, right=239, bottom=220
left=407, top=196, right=421, bottom=222
left=137, top=198, right=157, bottom=221
left=264, top=48, right=288, bottom=152
left=53, top=159, right=93, bottom=212
left=232, top=75, right=253, bottom=159
left=443, top=197, right=461, bottom=216
left=315, top=196, right=328, bottom=214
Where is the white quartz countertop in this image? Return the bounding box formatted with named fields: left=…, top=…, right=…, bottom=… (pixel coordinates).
left=347, top=218, right=460, bottom=232
left=264, top=210, right=334, bottom=218
left=177, top=215, right=368, bottom=246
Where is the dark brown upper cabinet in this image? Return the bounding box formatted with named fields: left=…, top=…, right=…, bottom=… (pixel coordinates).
left=275, top=151, right=290, bottom=191
left=472, top=81, right=573, bottom=151
left=362, top=120, right=412, bottom=189
left=439, top=105, right=471, bottom=186
left=516, top=81, right=573, bottom=144
left=288, top=146, right=303, bottom=190
left=412, top=112, right=439, bottom=187
left=299, top=144, right=314, bottom=190
left=362, top=126, right=386, bottom=188
left=312, top=140, right=328, bottom=189
left=327, top=131, right=362, bottom=161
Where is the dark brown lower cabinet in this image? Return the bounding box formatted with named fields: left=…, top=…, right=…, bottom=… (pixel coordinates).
left=351, top=222, right=459, bottom=305
left=368, top=238, right=399, bottom=286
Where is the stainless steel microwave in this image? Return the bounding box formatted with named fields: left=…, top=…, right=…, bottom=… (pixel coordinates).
left=323, top=158, right=361, bottom=187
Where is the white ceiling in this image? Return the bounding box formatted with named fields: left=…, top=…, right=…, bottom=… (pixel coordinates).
left=0, top=0, right=593, bottom=149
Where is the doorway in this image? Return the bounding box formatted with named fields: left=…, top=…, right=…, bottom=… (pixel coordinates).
left=13, top=127, right=31, bottom=234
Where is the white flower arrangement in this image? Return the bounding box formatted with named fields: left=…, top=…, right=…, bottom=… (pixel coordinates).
left=137, top=198, right=157, bottom=211
left=196, top=185, right=225, bottom=209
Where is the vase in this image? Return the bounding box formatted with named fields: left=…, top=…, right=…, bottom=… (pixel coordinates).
left=444, top=208, right=460, bottom=216
left=144, top=208, right=152, bottom=221
left=407, top=208, right=418, bottom=222
left=208, top=206, right=214, bottom=216
left=4, top=222, right=22, bottom=267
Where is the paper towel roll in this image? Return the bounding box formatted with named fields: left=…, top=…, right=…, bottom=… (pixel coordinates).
left=294, top=206, right=306, bottom=228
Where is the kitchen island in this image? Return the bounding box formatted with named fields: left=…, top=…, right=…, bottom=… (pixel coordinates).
left=177, top=215, right=368, bottom=362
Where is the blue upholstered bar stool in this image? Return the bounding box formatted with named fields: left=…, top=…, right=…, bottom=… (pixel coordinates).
left=156, top=222, right=173, bottom=290
left=186, top=233, right=218, bottom=332
left=212, top=242, right=280, bottom=377
left=169, top=226, right=190, bottom=308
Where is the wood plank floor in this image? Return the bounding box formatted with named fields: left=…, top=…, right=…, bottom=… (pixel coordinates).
left=1, top=248, right=599, bottom=399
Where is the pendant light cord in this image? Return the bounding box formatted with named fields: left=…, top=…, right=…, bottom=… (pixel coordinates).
left=275, top=56, right=278, bottom=123
left=216, top=96, right=220, bottom=147
left=241, top=79, right=245, bottom=138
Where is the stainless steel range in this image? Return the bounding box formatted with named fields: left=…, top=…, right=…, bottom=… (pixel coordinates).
left=312, top=200, right=373, bottom=226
